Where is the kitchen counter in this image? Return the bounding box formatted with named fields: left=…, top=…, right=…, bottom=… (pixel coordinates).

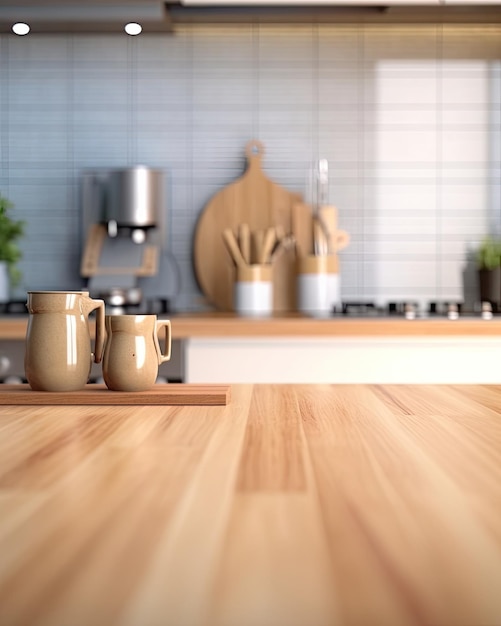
left=2, top=312, right=501, bottom=340
left=4, top=314, right=501, bottom=383
left=1, top=384, right=500, bottom=625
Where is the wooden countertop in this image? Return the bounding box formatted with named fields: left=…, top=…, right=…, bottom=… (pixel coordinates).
left=2, top=313, right=501, bottom=340
left=1, top=384, right=501, bottom=625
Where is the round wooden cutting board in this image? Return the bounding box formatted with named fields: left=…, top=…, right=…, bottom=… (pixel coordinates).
left=193, top=140, right=302, bottom=311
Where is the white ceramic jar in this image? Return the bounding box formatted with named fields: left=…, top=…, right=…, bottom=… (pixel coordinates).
left=234, top=264, right=273, bottom=317
left=297, top=255, right=339, bottom=317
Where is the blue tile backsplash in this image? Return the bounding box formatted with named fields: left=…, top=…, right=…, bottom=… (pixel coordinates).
left=0, top=23, right=500, bottom=310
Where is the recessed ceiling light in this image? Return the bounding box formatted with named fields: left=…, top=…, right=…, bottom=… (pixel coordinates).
left=12, top=22, right=30, bottom=36
left=124, top=22, right=142, bottom=36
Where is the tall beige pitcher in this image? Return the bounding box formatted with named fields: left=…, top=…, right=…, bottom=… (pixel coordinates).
left=25, top=291, right=105, bottom=392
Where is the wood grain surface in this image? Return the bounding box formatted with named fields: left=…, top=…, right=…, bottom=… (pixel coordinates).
left=4, top=314, right=501, bottom=341
left=0, top=384, right=231, bottom=406
left=193, top=140, right=302, bottom=312
left=1, top=384, right=501, bottom=625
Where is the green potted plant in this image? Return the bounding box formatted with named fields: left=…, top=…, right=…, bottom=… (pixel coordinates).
left=477, top=235, right=501, bottom=306
left=0, top=194, right=25, bottom=302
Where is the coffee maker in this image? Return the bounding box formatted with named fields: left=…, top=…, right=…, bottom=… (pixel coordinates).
left=81, top=166, right=179, bottom=313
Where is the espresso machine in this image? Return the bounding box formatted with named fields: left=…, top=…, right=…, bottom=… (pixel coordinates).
left=81, top=166, right=180, bottom=313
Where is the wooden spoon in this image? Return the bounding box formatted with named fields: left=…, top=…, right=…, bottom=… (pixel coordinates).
left=222, top=228, right=247, bottom=268
left=238, top=223, right=251, bottom=265
left=260, top=227, right=277, bottom=264
left=251, top=229, right=265, bottom=265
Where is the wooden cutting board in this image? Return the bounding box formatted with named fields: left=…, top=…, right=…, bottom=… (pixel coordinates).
left=193, top=140, right=302, bottom=311
left=0, top=384, right=231, bottom=406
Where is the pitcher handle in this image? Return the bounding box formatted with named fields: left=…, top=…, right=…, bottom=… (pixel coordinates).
left=93, top=300, right=106, bottom=363
left=155, top=320, right=172, bottom=364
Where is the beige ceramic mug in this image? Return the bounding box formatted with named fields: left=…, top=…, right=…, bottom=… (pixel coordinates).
left=25, top=290, right=105, bottom=392
left=102, top=315, right=172, bottom=392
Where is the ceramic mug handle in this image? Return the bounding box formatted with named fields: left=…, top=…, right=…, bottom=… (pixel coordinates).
left=83, top=296, right=105, bottom=364
left=155, top=320, right=172, bottom=364
left=93, top=300, right=105, bottom=363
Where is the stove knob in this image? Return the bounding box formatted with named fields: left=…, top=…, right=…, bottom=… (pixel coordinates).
left=481, top=301, right=493, bottom=320
left=404, top=303, right=416, bottom=320
left=448, top=303, right=459, bottom=320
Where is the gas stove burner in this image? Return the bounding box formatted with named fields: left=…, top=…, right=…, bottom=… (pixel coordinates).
left=145, top=298, right=171, bottom=315
left=104, top=297, right=171, bottom=316
left=387, top=301, right=420, bottom=315
left=339, top=301, right=421, bottom=317
left=428, top=301, right=463, bottom=318
left=341, top=302, right=379, bottom=316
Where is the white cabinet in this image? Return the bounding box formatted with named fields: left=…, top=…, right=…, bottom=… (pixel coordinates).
left=180, top=1, right=441, bottom=5
left=184, top=336, right=501, bottom=384
left=180, top=1, right=501, bottom=6
left=444, top=0, right=501, bottom=4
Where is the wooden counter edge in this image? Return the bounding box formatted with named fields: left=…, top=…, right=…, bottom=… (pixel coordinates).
left=0, top=383, right=231, bottom=406
left=2, top=314, right=501, bottom=340
left=169, top=315, right=501, bottom=338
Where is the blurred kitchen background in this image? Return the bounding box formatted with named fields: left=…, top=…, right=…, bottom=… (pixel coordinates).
left=0, top=12, right=500, bottom=311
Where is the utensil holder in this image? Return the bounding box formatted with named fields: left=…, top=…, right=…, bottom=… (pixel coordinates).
left=297, top=255, right=340, bottom=317
left=234, top=265, right=273, bottom=317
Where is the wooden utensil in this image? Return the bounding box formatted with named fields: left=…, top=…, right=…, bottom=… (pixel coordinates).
left=318, top=205, right=350, bottom=253
left=222, top=228, right=247, bottom=269
left=270, top=234, right=295, bottom=262
left=193, top=140, right=302, bottom=311
left=251, top=229, right=265, bottom=265
left=238, top=223, right=251, bottom=265
left=260, top=227, right=276, bottom=264
left=292, top=202, right=313, bottom=256
left=268, top=225, right=291, bottom=263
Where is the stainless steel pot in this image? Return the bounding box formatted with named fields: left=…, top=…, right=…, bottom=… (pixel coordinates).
left=106, top=166, right=163, bottom=228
